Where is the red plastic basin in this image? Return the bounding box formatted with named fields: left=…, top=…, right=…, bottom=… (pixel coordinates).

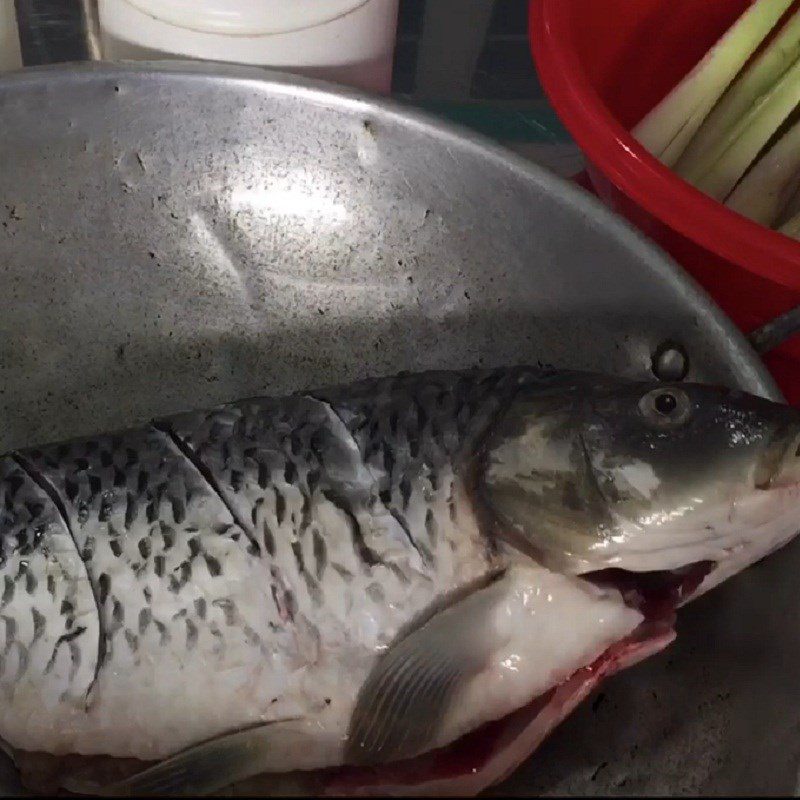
left=529, top=0, right=800, bottom=403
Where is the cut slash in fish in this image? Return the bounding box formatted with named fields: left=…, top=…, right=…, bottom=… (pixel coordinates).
left=2, top=366, right=800, bottom=797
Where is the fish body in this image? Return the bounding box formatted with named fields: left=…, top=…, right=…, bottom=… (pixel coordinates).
left=0, top=366, right=798, bottom=796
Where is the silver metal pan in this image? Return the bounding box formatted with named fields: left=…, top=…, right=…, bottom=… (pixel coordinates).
left=0, top=62, right=794, bottom=796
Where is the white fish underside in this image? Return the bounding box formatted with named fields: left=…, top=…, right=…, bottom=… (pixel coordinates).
left=0, top=370, right=640, bottom=774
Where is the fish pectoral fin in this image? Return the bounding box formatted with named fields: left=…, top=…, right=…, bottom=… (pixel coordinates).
left=64, top=721, right=298, bottom=797
left=345, top=570, right=515, bottom=766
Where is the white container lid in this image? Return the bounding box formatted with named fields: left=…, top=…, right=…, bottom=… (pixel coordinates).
left=126, top=0, right=371, bottom=35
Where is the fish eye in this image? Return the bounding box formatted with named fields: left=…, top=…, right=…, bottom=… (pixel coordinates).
left=654, top=392, right=677, bottom=415
left=638, top=388, right=692, bottom=428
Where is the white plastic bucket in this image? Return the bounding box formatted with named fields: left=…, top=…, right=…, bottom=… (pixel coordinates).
left=97, top=0, right=400, bottom=94
left=0, top=3, right=22, bottom=73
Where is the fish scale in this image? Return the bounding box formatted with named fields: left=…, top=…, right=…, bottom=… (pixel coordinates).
left=0, top=367, right=558, bottom=763
left=0, top=366, right=798, bottom=796
left=0, top=457, right=98, bottom=708
left=0, top=427, right=292, bottom=758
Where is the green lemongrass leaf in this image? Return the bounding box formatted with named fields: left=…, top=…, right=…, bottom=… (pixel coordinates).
left=633, top=0, right=792, bottom=167
left=689, top=53, right=800, bottom=201
left=677, top=7, right=800, bottom=178
left=778, top=206, right=800, bottom=237
left=726, top=117, right=800, bottom=224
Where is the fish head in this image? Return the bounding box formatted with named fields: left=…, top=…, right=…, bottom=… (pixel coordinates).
left=480, top=377, right=800, bottom=599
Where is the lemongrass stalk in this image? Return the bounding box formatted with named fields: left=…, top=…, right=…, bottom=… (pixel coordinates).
left=725, top=117, right=800, bottom=224
left=779, top=207, right=800, bottom=237
left=633, top=0, right=792, bottom=167
left=686, top=53, right=800, bottom=201
left=778, top=179, right=800, bottom=225
left=677, top=7, right=800, bottom=178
